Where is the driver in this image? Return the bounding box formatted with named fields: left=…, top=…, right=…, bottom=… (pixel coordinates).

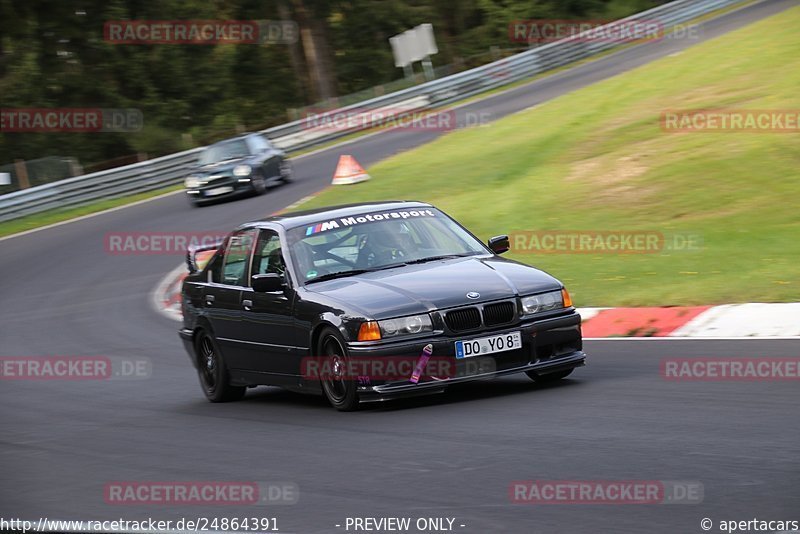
left=356, top=221, right=418, bottom=268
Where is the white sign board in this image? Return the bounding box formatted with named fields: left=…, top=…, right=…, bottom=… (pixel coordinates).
left=417, top=24, right=438, bottom=57
left=0, top=173, right=10, bottom=186
left=390, top=24, right=437, bottom=68
left=389, top=35, right=411, bottom=68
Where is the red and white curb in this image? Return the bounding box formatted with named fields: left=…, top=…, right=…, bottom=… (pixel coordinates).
left=581, top=304, right=800, bottom=339
left=152, top=267, right=800, bottom=339
left=669, top=303, right=800, bottom=338
left=151, top=264, right=187, bottom=322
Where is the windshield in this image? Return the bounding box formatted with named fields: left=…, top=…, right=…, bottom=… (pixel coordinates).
left=198, top=139, right=250, bottom=165
left=286, top=207, right=487, bottom=284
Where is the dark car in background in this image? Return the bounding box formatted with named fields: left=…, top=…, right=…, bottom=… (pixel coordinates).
left=179, top=201, right=585, bottom=410
left=184, top=133, right=292, bottom=206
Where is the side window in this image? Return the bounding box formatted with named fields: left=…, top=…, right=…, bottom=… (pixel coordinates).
left=220, top=229, right=257, bottom=286
left=252, top=230, right=285, bottom=277
left=207, top=250, right=224, bottom=283
left=247, top=135, right=271, bottom=154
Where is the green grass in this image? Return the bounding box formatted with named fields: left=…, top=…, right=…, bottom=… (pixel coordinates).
left=300, top=7, right=800, bottom=307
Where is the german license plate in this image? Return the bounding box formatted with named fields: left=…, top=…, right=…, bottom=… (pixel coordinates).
left=455, top=331, right=522, bottom=359
left=205, top=186, right=233, bottom=196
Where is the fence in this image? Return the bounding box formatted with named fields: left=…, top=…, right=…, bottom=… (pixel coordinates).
left=0, top=157, right=82, bottom=196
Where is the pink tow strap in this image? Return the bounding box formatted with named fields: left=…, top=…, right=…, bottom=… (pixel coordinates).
left=410, top=344, right=434, bottom=384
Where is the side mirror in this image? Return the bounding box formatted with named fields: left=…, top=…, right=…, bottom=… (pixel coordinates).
left=185, top=251, right=196, bottom=274
left=488, top=235, right=510, bottom=255
left=252, top=273, right=284, bottom=293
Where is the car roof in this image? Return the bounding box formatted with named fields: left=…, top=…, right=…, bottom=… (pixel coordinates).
left=242, top=200, right=434, bottom=230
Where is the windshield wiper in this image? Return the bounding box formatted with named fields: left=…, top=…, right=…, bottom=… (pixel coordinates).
left=305, top=269, right=373, bottom=284
left=404, top=253, right=472, bottom=265
left=306, top=256, right=473, bottom=283
left=207, top=156, right=246, bottom=165
left=305, top=261, right=416, bottom=284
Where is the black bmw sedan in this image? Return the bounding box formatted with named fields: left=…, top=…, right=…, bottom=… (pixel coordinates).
left=179, top=201, right=585, bottom=410
left=183, top=133, right=292, bottom=206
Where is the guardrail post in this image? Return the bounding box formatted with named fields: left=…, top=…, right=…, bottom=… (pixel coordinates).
left=68, top=158, right=83, bottom=177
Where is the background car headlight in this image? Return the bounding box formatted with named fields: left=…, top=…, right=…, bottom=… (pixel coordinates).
left=184, top=176, right=201, bottom=189
left=233, top=164, right=252, bottom=177
left=521, top=290, right=564, bottom=315
left=378, top=314, right=433, bottom=338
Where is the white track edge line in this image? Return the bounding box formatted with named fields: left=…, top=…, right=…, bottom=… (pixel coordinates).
left=585, top=336, right=800, bottom=341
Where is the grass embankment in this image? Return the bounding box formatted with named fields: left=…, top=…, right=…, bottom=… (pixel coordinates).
left=301, top=8, right=800, bottom=306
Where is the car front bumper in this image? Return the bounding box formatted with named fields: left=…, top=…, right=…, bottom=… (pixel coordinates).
left=346, top=310, right=585, bottom=402
left=186, top=177, right=255, bottom=201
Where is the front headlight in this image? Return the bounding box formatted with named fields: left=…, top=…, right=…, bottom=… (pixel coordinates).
left=233, top=164, right=252, bottom=177
left=521, top=290, right=565, bottom=315
left=378, top=314, right=433, bottom=338
left=184, top=176, right=201, bottom=189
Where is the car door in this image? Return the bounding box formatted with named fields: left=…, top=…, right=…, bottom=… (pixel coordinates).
left=204, top=228, right=258, bottom=371
left=238, top=228, right=299, bottom=381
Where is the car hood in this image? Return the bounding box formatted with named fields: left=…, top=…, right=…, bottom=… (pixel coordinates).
left=306, top=255, right=562, bottom=319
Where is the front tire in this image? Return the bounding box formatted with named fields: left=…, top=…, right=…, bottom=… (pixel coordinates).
left=525, top=368, right=573, bottom=383
left=317, top=327, right=359, bottom=411
left=280, top=160, right=293, bottom=183
left=252, top=172, right=267, bottom=195
left=195, top=330, right=246, bottom=402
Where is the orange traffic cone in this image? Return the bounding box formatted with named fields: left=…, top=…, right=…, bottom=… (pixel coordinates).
left=331, top=155, right=370, bottom=185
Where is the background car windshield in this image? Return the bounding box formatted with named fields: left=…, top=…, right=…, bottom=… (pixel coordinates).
left=247, top=135, right=272, bottom=153
left=198, top=139, right=250, bottom=165
left=287, top=209, right=487, bottom=283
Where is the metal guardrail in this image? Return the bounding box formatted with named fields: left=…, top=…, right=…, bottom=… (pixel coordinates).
left=0, top=0, right=744, bottom=223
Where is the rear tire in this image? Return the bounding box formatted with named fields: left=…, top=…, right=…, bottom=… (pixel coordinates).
left=317, top=327, right=360, bottom=411
left=195, top=330, right=246, bottom=402
left=525, top=368, right=573, bottom=383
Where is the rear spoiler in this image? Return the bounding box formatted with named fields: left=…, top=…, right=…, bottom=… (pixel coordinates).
left=186, top=239, right=225, bottom=274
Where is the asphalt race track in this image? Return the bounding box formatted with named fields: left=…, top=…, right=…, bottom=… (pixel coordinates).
left=1, top=2, right=798, bottom=533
